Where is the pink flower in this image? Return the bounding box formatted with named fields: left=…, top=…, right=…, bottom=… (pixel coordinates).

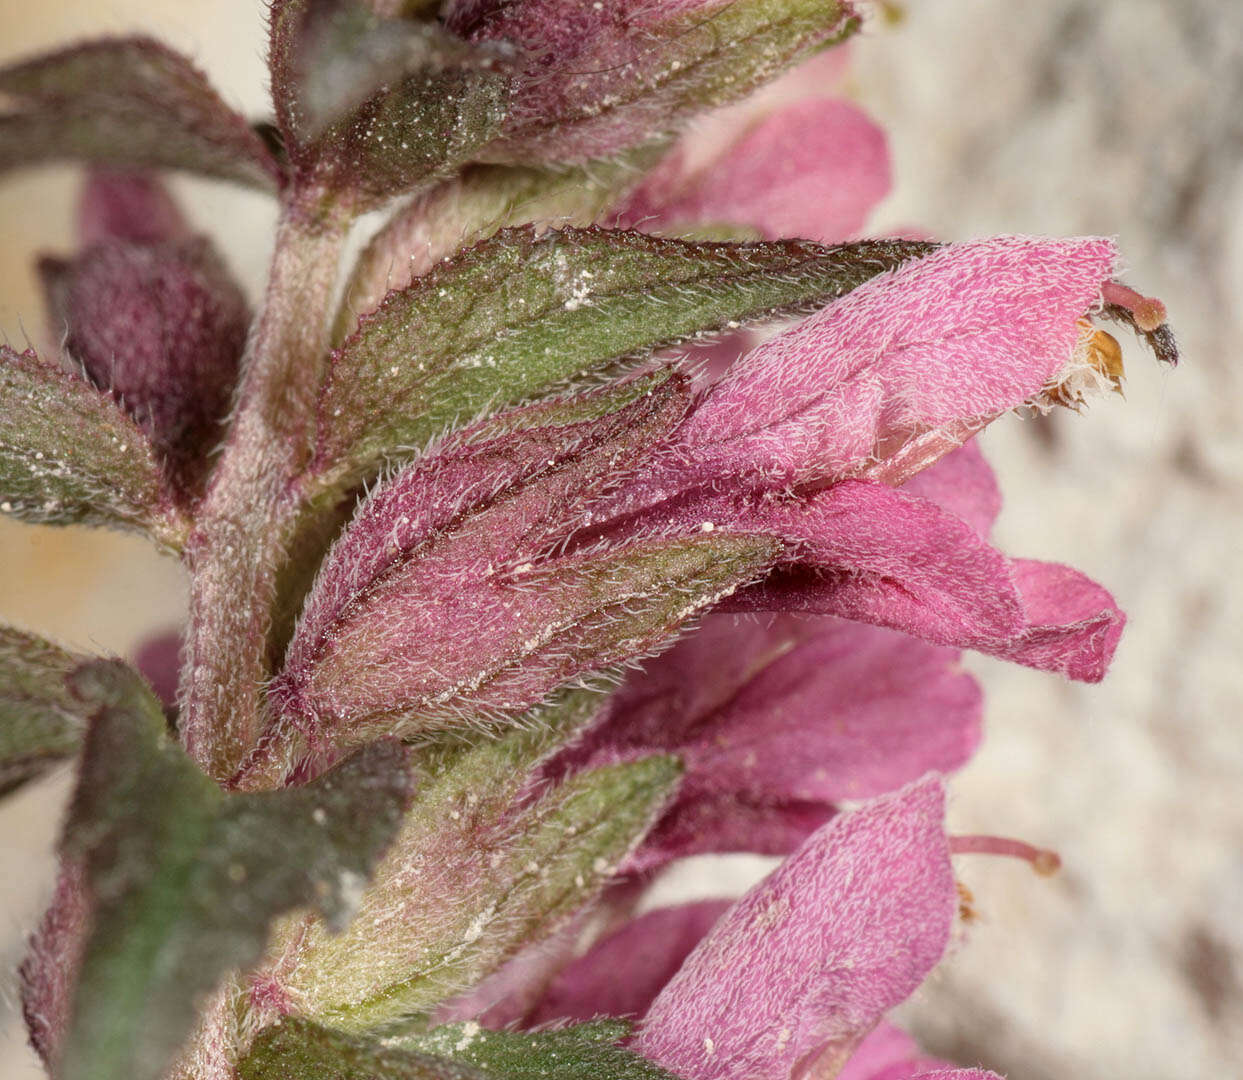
left=633, top=779, right=954, bottom=1080
left=448, top=778, right=1006, bottom=1080
left=616, top=49, right=891, bottom=244
left=547, top=600, right=982, bottom=871
left=267, top=236, right=1138, bottom=777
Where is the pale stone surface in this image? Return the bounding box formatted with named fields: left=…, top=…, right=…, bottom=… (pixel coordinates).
left=2, top=2, right=1241, bottom=1078
left=854, top=3, right=1243, bottom=1078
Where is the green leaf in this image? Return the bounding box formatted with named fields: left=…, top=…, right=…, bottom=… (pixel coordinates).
left=0, top=346, right=186, bottom=547
left=334, top=156, right=658, bottom=343
left=256, top=736, right=680, bottom=1032
left=0, top=37, right=279, bottom=188
left=270, top=1, right=510, bottom=206
left=239, top=1017, right=683, bottom=1080
left=0, top=625, right=92, bottom=795
left=240, top=1017, right=481, bottom=1079
left=57, top=661, right=414, bottom=1080
left=398, top=1020, right=681, bottom=1080
left=310, top=231, right=934, bottom=499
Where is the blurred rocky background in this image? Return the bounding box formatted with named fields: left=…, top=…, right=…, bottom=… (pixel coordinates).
left=2, top=2, right=1240, bottom=1077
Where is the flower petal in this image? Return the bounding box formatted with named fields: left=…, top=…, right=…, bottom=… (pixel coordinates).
left=626, top=795, right=835, bottom=873
left=711, top=481, right=1027, bottom=648
left=619, top=99, right=890, bottom=243
left=983, top=558, right=1126, bottom=683
left=634, top=777, right=956, bottom=1080
left=527, top=901, right=733, bottom=1027
left=560, top=611, right=980, bottom=868
left=682, top=619, right=978, bottom=803
left=700, top=481, right=1121, bottom=680
left=838, top=1023, right=946, bottom=1080
left=900, top=440, right=1001, bottom=539
left=668, top=236, right=1118, bottom=486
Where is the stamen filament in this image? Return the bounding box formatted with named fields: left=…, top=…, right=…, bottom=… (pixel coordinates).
left=948, top=834, right=1062, bottom=876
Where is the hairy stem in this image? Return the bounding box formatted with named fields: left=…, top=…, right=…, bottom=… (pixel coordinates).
left=179, top=197, right=350, bottom=782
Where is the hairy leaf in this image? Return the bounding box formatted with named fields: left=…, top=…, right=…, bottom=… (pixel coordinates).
left=253, top=747, right=680, bottom=1032
left=270, top=1, right=510, bottom=205
left=402, top=1020, right=680, bottom=1080
left=56, top=661, right=413, bottom=1080
left=335, top=156, right=656, bottom=340
left=0, top=626, right=92, bottom=795
left=0, top=37, right=279, bottom=188
left=445, top=0, right=860, bottom=163
left=240, top=1018, right=486, bottom=1079
left=0, top=346, right=185, bottom=546
left=312, top=230, right=933, bottom=496
left=274, top=380, right=780, bottom=751
left=242, top=1018, right=679, bottom=1080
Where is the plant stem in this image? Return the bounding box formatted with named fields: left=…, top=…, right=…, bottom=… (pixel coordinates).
left=180, top=197, right=350, bottom=783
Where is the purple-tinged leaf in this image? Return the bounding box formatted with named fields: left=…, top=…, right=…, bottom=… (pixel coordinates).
left=51, top=661, right=413, bottom=1080
left=313, top=227, right=933, bottom=500
left=0, top=625, right=93, bottom=796
left=20, top=860, right=90, bottom=1072
left=240, top=1017, right=680, bottom=1080
left=251, top=717, right=679, bottom=1031
left=0, top=37, right=280, bottom=189
left=268, top=378, right=781, bottom=757
left=634, top=778, right=956, bottom=1080
left=43, top=233, right=249, bottom=490
left=0, top=346, right=186, bottom=546
left=617, top=98, right=891, bottom=244
left=269, top=1, right=510, bottom=206
left=444, top=0, right=861, bottom=163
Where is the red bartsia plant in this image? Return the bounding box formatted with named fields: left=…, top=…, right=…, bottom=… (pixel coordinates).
left=0, top=3, right=1176, bottom=1080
